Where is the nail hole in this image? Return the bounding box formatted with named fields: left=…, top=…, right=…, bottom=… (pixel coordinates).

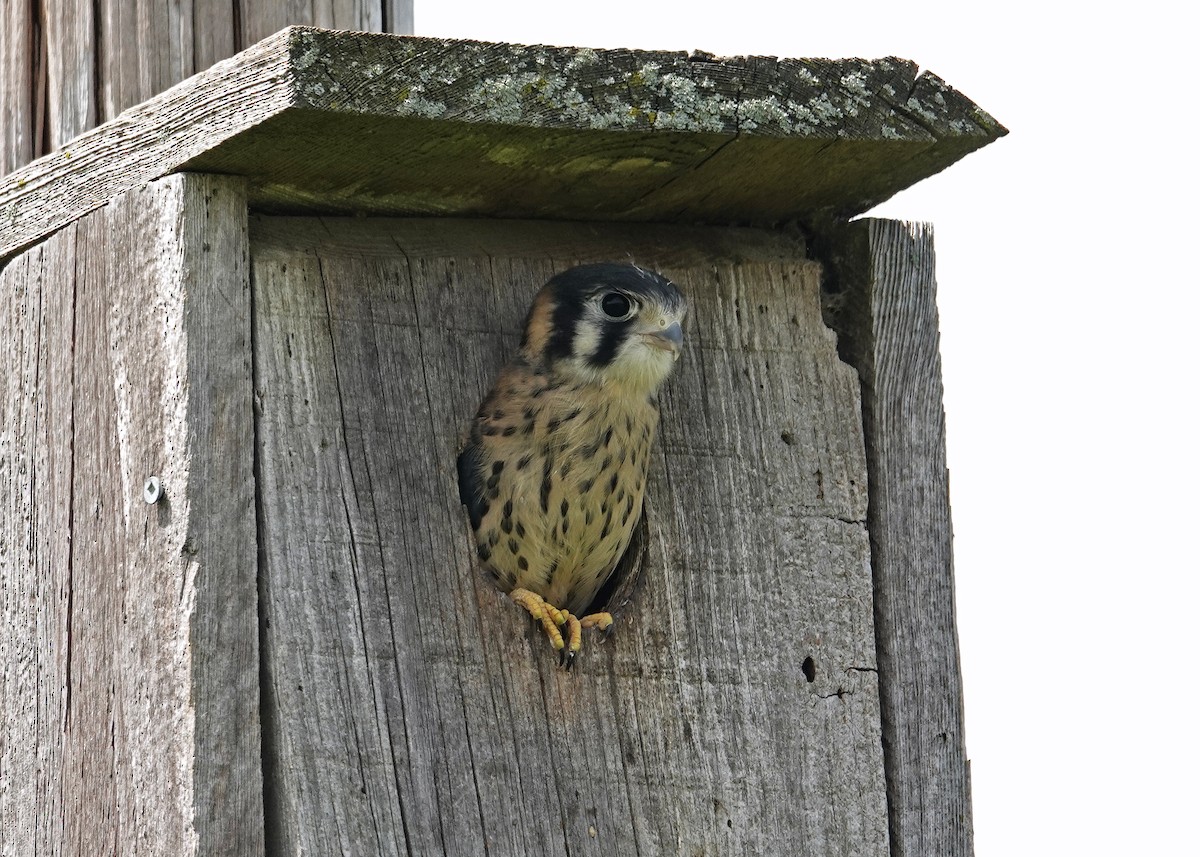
left=801, top=656, right=816, bottom=683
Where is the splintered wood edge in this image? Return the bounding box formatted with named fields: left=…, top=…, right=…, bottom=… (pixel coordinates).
left=0, top=26, right=1007, bottom=263
left=816, top=217, right=972, bottom=856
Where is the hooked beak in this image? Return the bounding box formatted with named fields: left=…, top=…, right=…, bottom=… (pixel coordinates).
left=642, top=321, right=684, bottom=357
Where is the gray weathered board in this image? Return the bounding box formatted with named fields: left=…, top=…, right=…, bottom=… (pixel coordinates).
left=248, top=214, right=886, bottom=855
left=0, top=175, right=262, bottom=855
left=0, top=26, right=1006, bottom=262
left=0, top=1, right=414, bottom=176
left=1, top=172, right=895, bottom=854
left=819, top=219, right=973, bottom=856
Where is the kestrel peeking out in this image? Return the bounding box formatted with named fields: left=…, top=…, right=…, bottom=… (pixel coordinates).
left=457, top=263, right=686, bottom=667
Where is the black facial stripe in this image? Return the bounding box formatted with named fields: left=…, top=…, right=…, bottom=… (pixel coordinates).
left=587, top=318, right=633, bottom=368
left=546, top=295, right=584, bottom=361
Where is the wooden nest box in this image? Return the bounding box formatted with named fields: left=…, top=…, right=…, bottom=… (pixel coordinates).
left=0, top=26, right=1005, bottom=856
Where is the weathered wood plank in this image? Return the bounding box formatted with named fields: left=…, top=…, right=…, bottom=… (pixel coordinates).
left=42, top=0, right=97, bottom=152
left=1, top=26, right=1006, bottom=262
left=1, top=3, right=416, bottom=180
left=0, top=222, right=77, bottom=855
left=384, top=0, right=414, bottom=35
left=817, top=218, right=973, bottom=856
left=0, top=174, right=262, bottom=855
left=248, top=213, right=811, bottom=261
left=96, top=0, right=220, bottom=123
left=241, top=0, right=386, bottom=45
left=168, top=175, right=264, bottom=855
left=0, top=27, right=296, bottom=263
left=0, top=0, right=36, bottom=176
left=194, top=0, right=242, bottom=73
left=251, top=215, right=887, bottom=855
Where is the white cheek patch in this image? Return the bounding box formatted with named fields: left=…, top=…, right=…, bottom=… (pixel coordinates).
left=571, top=319, right=602, bottom=363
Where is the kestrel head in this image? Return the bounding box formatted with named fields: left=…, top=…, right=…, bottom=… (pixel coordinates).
left=519, top=263, right=687, bottom=392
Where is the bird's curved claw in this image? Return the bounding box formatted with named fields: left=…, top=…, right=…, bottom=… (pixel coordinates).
left=510, top=588, right=567, bottom=653
left=580, top=611, right=613, bottom=635
left=510, top=590, right=614, bottom=668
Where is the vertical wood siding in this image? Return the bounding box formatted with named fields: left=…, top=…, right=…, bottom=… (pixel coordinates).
left=0, top=0, right=413, bottom=177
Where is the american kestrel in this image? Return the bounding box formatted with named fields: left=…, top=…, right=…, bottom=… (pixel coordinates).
left=457, top=263, right=687, bottom=666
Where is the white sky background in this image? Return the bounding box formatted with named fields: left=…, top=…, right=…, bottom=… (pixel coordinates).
left=418, top=2, right=1198, bottom=854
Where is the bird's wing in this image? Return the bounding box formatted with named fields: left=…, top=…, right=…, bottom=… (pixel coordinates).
left=456, top=432, right=489, bottom=531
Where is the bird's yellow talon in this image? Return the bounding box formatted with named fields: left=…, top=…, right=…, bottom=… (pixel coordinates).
left=579, top=611, right=613, bottom=632
left=511, top=588, right=566, bottom=652
left=566, top=613, right=583, bottom=654
left=511, top=589, right=602, bottom=660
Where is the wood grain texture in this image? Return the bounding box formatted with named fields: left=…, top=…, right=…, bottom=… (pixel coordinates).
left=0, top=210, right=77, bottom=854
left=383, top=0, right=414, bottom=35
left=0, top=1, right=37, bottom=176
left=250, top=215, right=887, bottom=855
left=95, top=0, right=236, bottom=123
left=817, top=218, right=973, bottom=856
left=240, top=0, right=388, bottom=46
left=0, top=174, right=262, bottom=855
left=0, top=2, right=415, bottom=179
left=42, top=0, right=97, bottom=152
left=1, top=26, right=1006, bottom=262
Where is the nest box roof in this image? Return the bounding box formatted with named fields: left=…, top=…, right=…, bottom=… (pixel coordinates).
left=0, top=26, right=1006, bottom=261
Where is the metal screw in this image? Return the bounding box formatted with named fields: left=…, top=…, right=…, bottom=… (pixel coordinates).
left=143, top=476, right=162, bottom=505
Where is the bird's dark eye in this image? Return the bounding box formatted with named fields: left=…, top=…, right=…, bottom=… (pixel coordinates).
left=601, top=292, right=634, bottom=319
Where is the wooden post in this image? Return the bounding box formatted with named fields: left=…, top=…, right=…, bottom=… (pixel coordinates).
left=0, top=1, right=415, bottom=176
left=0, top=28, right=1003, bottom=856
left=0, top=174, right=262, bottom=854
